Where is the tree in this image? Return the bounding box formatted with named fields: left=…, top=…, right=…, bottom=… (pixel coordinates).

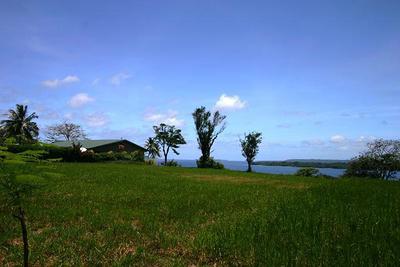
left=153, top=123, right=186, bottom=165
left=0, top=172, right=39, bottom=267
left=0, top=126, right=6, bottom=145
left=192, top=106, right=226, bottom=168
left=0, top=104, right=39, bottom=144
left=144, top=137, right=160, bottom=159
left=45, top=121, right=86, bottom=142
left=345, top=139, right=400, bottom=180
left=240, top=132, right=262, bottom=172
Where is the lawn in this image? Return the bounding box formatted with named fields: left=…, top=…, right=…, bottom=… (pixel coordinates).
left=1, top=163, right=400, bottom=266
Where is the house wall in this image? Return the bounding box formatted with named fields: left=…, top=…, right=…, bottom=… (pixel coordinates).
left=91, top=140, right=145, bottom=157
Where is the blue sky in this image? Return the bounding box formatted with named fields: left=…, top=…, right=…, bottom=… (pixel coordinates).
left=0, top=0, right=399, bottom=160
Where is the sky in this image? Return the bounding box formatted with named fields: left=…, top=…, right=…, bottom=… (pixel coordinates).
left=0, top=0, right=399, bottom=160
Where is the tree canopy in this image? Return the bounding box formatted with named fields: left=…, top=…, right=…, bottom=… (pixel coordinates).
left=345, top=139, right=400, bottom=180
left=153, top=123, right=186, bottom=165
left=0, top=104, right=39, bottom=144
left=145, top=137, right=160, bottom=159
left=45, top=121, right=86, bottom=142
left=192, top=106, right=226, bottom=168
left=240, top=132, right=262, bottom=172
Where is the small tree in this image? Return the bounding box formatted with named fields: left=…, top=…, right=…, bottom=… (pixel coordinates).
left=240, top=132, right=262, bottom=172
left=145, top=137, right=160, bottom=159
left=0, top=172, right=39, bottom=267
left=153, top=123, right=186, bottom=165
left=345, top=139, right=400, bottom=180
left=192, top=106, right=226, bottom=168
left=45, top=121, right=86, bottom=142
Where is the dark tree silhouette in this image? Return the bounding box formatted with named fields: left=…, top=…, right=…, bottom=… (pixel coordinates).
left=240, top=132, right=262, bottom=172
left=45, top=121, right=86, bottom=142
left=192, top=106, right=226, bottom=168
left=0, top=104, right=39, bottom=144
left=145, top=137, right=160, bottom=159
left=153, top=123, right=186, bottom=165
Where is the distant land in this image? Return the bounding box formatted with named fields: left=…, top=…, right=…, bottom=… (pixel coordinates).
left=254, top=159, right=349, bottom=169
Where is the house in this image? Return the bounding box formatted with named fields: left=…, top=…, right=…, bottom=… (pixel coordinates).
left=52, top=139, right=146, bottom=156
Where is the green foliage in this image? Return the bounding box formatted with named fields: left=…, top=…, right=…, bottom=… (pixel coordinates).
left=192, top=106, right=226, bottom=167
left=344, top=139, right=400, bottom=180
left=153, top=123, right=186, bottom=165
left=18, top=150, right=49, bottom=163
left=161, top=160, right=181, bottom=167
left=6, top=143, right=69, bottom=159
left=196, top=156, right=224, bottom=169
left=144, top=159, right=157, bottom=165
left=64, top=150, right=145, bottom=163
left=0, top=104, right=39, bottom=144
left=144, top=137, right=160, bottom=159
left=240, top=132, right=262, bottom=172
left=295, top=167, right=321, bottom=177
left=1, top=163, right=399, bottom=266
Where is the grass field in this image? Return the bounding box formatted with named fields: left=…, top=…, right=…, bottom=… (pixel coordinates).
left=1, top=163, right=400, bottom=266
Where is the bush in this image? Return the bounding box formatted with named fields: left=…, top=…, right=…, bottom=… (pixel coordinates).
left=131, top=151, right=144, bottom=162
left=18, top=150, right=49, bottom=163
left=6, top=143, right=69, bottom=160
left=144, top=159, right=157, bottom=165
left=295, top=167, right=320, bottom=177
left=197, top=157, right=224, bottom=169
left=162, top=160, right=180, bottom=167
left=344, top=139, right=400, bottom=180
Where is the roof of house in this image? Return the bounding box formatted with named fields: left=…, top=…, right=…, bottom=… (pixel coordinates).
left=52, top=139, right=146, bottom=150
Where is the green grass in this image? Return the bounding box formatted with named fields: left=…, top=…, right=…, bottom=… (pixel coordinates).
left=1, top=163, right=400, bottom=266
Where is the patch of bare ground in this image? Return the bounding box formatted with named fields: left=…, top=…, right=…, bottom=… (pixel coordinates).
left=114, top=242, right=137, bottom=259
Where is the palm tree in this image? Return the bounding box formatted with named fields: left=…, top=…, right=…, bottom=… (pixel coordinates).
left=145, top=137, right=160, bottom=159
left=0, top=104, right=39, bottom=144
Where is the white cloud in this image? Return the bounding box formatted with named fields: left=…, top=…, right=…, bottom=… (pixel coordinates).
left=42, top=75, right=80, bottom=88
left=110, top=72, right=132, bottom=85
left=144, top=110, right=184, bottom=127
left=85, top=113, right=109, bottom=127
left=215, top=94, right=246, bottom=110
left=68, top=93, right=94, bottom=108
left=330, top=134, right=346, bottom=144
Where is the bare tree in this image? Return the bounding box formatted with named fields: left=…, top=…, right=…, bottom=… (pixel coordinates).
left=46, top=121, right=86, bottom=142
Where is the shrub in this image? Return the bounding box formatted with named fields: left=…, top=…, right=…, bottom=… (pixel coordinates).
left=344, top=139, right=400, bottom=180
left=144, top=159, right=157, bottom=165
left=162, top=160, right=180, bottom=167
left=295, top=167, right=320, bottom=177
left=18, top=150, right=48, bottom=163
left=6, top=143, right=69, bottom=160
left=131, top=151, right=144, bottom=162
left=197, top=157, right=224, bottom=169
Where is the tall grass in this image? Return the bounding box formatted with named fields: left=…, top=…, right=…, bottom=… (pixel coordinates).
left=1, top=163, right=399, bottom=266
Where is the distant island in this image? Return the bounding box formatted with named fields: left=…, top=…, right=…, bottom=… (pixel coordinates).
left=254, top=159, right=349, bottom=169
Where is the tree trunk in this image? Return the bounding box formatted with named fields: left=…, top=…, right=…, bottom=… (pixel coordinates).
left=17, top=207, right=29, bottom=267
left=247, top=161, right=252, bottom=172
left=164, top=154, right=168, bottom=166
